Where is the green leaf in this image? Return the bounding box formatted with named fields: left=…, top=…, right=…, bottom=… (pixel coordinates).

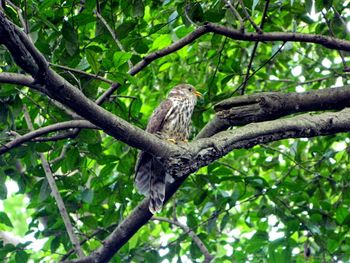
left=327, top=239, right=339, bottom=253
left=86, top=49, right=100, bottom=73
left=62, top=22, right=79, bottom=56
left=0, top=212, right=13, bottom=228
left=0, top=171, right=7, bottom=200
left=81, top=189, right=94, bottom=204
left=132, top=0, right=144, bottom=17
left=78, top=129, right=101, bottom=144
left=34, top=143, right=51, bottom=152
left=50, top=236, right=60, bottom=253
left=335, top=206, right=348, bottom=224
left=305, top=0, right=313, bottom=14
left=252, top=0, right=260, bottom=14
left=185, top=3, right=204, bottom=24
left=15, top=250, right=29, bottom=263
left=113, top=51, right=132, bottom=68
left=39, top=179, right=51, bottom=202
left=151, top=34, right=172, bottom=50
left=220, top=213, right=230, bottom=231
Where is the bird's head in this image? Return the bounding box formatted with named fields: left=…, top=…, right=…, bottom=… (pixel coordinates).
left=168, top=84, right=202, bottom=102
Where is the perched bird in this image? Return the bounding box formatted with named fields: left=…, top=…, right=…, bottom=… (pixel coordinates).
left=135, top=84, right=201, bottom=213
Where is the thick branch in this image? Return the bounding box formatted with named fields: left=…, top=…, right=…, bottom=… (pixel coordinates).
left=198, top=85, right=350, bottom=138
left=152, top=217, right=214, bottom=263
left=215, top=85, right=350, bottom=125
left=66, top=108, right=350, bottom=262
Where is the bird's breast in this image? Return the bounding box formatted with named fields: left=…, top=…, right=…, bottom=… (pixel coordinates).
left=161, top=99, right=195, bottom=140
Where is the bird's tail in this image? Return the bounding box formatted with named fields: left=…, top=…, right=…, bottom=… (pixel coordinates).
left=149, top=162, right=166, bottom=214
left=135, top=153, right=166, bottom=213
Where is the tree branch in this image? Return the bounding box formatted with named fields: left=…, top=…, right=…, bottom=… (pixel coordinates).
left=0, top=120, right=97, bottom=155
left=204, top=22, right=350, bottom=51
left=4, top=0, right=28, bottom=33
left=152, top=217, right=214, bottom=263
left=96, top=22, right=350, bottom=103
left=0, top=72, right=44, bottom=92
left=95, top=25, right=208, bottom=104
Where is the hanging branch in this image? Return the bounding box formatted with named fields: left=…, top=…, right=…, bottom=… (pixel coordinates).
left=22, top=106, right=85, bottom=258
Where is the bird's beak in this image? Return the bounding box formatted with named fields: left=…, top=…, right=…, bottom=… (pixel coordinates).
left=193, top=89, right=202, bottom=97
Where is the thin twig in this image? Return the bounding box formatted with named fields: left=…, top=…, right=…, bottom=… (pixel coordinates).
left=23, top=0, right=28, bottom=33
left=95, top=10, right=133, bottom=68
left=232, top=41, right=286, bottom=95
left=95, top=22, right=350, bottom=104
left=152, top=217, right=214, bottom=262
left=22, top=106, right=85, bottom=258
left=331, top=6, right=350, bottom=35
left=237, top=0, right=262, bottom=33
left=282, top=74, right=341, bottom=89
left=240, top=0, right=270, bottom=95
left=208, top=38, right=227, bottom=98
left=224, top=0, right=244, bottom=32
left=61, top=223, right=118, bottom=261
left=322, top=10, right=350, bottom=72
left=49, top=63, right=113, bottom=84
left=4, top=0, right=28, bottom=33
left=51, top=144, right=69, bottom=163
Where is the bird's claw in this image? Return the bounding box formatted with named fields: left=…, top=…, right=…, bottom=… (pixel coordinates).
left=167, top=138, right=177, bottom=144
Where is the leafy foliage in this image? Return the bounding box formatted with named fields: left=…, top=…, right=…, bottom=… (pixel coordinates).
left=0, top=0, right=350, bottom=262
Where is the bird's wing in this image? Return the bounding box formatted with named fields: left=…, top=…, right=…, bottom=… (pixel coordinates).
left=134, top=98, right=173, bottom=199
left=145, top=98, right=173, bottom=134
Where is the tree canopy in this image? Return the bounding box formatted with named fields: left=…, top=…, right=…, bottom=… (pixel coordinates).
left=1, top=0, right=350, bottom=262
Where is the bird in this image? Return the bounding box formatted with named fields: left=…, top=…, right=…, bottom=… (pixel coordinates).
left=135, top=84, right=201, bottom=214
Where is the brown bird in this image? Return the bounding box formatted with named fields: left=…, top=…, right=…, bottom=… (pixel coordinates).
left=135, top=84, right=201, bottom=213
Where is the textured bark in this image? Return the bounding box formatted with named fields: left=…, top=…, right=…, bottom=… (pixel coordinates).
left=198, top=85, right=350, bottom=138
